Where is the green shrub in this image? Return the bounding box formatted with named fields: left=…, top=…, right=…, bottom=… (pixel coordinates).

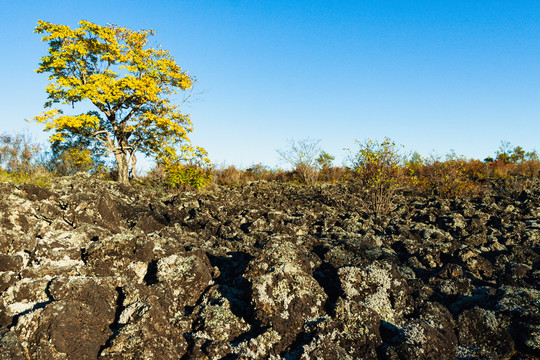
left=347, top=137, right=403, bottom=215
left=406, top=152, right=479, bottom=198
left=163, top=162, right=212, bottom=190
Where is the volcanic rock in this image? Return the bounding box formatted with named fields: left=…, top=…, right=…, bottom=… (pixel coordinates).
left=1, top=174, right=539, bottom=359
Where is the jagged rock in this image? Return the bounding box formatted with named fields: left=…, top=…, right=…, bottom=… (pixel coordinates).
left=0, top=175, right=539, bottom=358
left=295, top=298, right=382, bottom=359
left=11, top=277, right=117, bottom=359
left=100, top=284, right=188, bottom=359
left=380, top=320, right=457, bottom=360
left=338, top=261, right=413, bottom=325
left=244, top=239, right=327, bottom=353
left=496, top=286, right=540, bottom=354
left=0, top=328, right=25, bottom=360
left=186, top=285, right=251, bottom=359
left=457, top=306, right=515, bottom=359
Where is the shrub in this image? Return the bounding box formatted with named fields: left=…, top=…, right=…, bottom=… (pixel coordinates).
left=0, top=133, right=42, bottom=174
left=0, top=133, right=54, bottom=187
left=461, top=159, right=490, bottom=180
left=316, top=151, right=335, bottom=170
left=213, top=164, right=243, bottom=185
left=245, top=163, right=274, bottom=181
left=153, top=146, right=212, bottom=190
left=163, top=162, right=212, bottom=190
left=210, top=163, right=296, bottom=186
left=0, top=169, right=52, bottom=188
left=318, top=166, right=351, bottom=183
left=406, top=153, right=480, bottom=198
left=521, top=160, right=540, bottom=177
left=496, top=141, right=539, bottom=164
left=47, top=146, right=108, bottom=176
left=346, top=138, right=404, bottom=215
left=277, top=138, right=322, bottom=184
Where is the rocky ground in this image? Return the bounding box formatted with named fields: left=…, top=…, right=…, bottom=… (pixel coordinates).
left=0, top=173, right=539, bottom=359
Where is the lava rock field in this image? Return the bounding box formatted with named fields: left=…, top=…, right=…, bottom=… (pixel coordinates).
left=1, top=174, right=539, bottom=359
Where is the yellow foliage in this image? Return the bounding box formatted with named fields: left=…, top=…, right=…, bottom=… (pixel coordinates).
left=32, top=20, right=206, bottom=183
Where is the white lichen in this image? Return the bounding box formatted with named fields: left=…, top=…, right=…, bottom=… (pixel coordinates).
left=402, top=323, right=426, bottom=345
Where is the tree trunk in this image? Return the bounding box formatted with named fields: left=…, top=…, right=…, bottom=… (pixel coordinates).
left=114, top=151, right=130, bottom=185
left=128, top=150, right=137, bottom=179
left=112, top=125, right=131, bottom=185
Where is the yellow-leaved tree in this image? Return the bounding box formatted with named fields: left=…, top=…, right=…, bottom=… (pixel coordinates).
left=33, top=20, right=208, bottom=184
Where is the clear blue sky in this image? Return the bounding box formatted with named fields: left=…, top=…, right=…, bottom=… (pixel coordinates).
left=1, top=1, right=539, bottom=169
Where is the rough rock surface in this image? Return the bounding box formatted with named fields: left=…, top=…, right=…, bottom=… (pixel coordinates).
left=1, top=174, right=540, bottom=359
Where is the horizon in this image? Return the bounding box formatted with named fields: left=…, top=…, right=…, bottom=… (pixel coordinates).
left=1, top=1, right=538, bottom=170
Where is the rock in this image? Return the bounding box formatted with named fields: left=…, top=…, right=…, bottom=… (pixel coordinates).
left=154, top=250, right=213, bottom=307
left=0, top=254, right=24, bottom=272
left=0, top=328, right=25, bottom=360
left=457, top=306, right=514, bottom=359
left=296, top=298, right=382, bottom=359
left=186, top=285, right=251, bottom=358
left=244, top=240, right=327, bottom=352
left=496, top=286, right=540, bottom=355
left=100, top=284, right=188, bottom=359
left=380, top=320, right=457, bottom=360
left=338, top=261, right=412, bottom=325
left=11, top=277, right=117, bottom=359
left=0, top=175, right=538, bottom=358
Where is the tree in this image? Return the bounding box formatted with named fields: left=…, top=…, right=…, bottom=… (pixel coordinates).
left=32, top=20, right=207, bottom=184
left=495, top=141, right=537, bottom=164
left=316, top=151, right=335, bottom=170
left=277, top=138, right=322, bottom=184
left=495, top=141, right=511, bottom=164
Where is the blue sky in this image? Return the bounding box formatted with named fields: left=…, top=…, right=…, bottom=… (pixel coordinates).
left=1, top=1, right=538, bottom=169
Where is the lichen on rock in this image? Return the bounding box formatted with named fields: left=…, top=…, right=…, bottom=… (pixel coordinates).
left=0, top=176, right=539, bottom=358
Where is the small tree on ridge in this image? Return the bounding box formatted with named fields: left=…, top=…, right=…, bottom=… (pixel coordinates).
left=277, top=138, right=322, bottom=184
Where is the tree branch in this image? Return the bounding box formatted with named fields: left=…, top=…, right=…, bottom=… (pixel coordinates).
left=119, top=103, right=142, bottom=126
left=91, top=130, right=115, bottom=153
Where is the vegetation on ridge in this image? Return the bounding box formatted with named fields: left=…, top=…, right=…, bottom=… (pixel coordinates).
left=2, top=130, right=539, bottom=214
